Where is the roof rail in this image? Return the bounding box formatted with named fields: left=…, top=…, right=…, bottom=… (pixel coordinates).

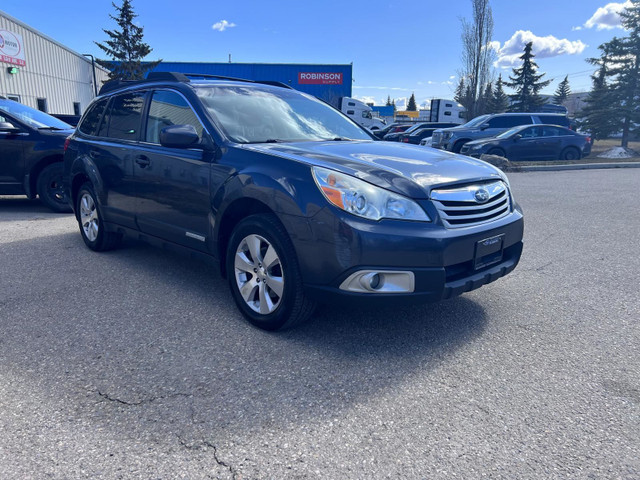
left=97, top=71, right=293, bottom=96
left=147, top=71, right=190, bottom=82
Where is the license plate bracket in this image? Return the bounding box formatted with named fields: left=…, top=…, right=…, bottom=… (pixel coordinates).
left=474, top=234, right=505, bottom=270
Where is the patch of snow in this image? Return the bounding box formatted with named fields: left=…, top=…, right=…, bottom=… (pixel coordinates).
left=597, top=147, right=638, bottom=159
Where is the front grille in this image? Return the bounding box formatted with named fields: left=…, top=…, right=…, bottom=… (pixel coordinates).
left=432, top=132, right=442, bottom=144
left=431, top=181, right=511, bottom=228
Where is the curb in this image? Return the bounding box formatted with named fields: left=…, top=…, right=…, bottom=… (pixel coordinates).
left=511, top=162, right=640, bottom=172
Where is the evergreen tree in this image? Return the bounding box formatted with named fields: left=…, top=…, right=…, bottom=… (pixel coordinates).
left=478, top=82, right=493, bottom=114
left=489, top=74, right=510, bottom=113
left=505, top=42, right=551, bottom=112
left=554, top=76, right=571, bottom=105
left=95, top=0, right=161, bottom=81
left=454, top=78, right=466, bottom=105
left=579, top=64, right=621, bottom=142
left=407, top=93, right=417, bottom=111
left=591, top=0, right=640, bottom=147
left=386, top=95, right=393, bottom=106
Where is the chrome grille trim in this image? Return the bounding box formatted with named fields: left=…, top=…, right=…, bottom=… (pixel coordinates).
left=431, top=181, right=511, bottom=228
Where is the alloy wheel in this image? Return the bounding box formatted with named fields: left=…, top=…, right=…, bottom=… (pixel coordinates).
left=80, top=193, right=99, bottom=242
left=234, top=234, right=284, bottom=315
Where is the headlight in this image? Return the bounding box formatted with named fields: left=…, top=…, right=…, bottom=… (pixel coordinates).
left=443, top=132, right=452, bottom=140
left=312, top=167, right=431, bottom=222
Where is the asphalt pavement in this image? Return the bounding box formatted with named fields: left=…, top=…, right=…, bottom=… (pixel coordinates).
left=0, top=169, right=638, bottom=479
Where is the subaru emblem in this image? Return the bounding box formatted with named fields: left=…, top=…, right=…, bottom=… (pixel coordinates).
left=474, top=188, right=490, bottom=203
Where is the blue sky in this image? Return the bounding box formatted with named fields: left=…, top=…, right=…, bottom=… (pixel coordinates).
left=1, top=0, right=632, bottom=108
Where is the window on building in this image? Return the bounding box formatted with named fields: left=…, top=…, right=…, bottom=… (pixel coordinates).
left=37, top=98, right=48, bottom=113
left=145, top=90, right=204, bottom=144
left=73, top=102, right=81, bottom=116
left=7, top=95, right=20, bottom=103
left=103, top=92, right=146, bottom=140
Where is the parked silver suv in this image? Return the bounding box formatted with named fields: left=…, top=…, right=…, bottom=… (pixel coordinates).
left=431, top=113, right=571, bottom=153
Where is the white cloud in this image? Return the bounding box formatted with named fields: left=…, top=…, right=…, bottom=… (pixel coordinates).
left=354, top=95, right=378, bottom=105
left=583, top=1, right=631, bottom=30
left=493, top=30, right=587, bottom=67
left=353, top=85, right=411, bottom=91
left=212, top=20, right=237, bottom=32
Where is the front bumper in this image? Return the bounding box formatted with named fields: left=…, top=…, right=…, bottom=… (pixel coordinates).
left=283, top=203, right=524, bottom=305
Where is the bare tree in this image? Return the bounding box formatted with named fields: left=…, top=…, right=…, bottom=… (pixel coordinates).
left=459, top=0, right=496, bottom=119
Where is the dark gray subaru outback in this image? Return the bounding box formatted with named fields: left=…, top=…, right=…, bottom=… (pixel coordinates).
left=63, top=72, right=524, bottom=330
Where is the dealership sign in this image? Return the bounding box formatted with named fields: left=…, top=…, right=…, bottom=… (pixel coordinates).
left=0, top=29, right=26, bottom=67
left=298, top=72, right=343, bottom=85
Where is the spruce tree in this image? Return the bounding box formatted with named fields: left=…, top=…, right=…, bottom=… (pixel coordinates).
left=592, top=0, right=640, bottom=147
left=386, top=95, right=392, bottom=106
left=478, top=82, right=493, bottom=114
left=407, top=93, right=417, bottom=111
left=454, top=78, right=466, bottom=105
left=95, top=0, right=161, bottom=80
left=489, top=74, right=510, bottom=113
left=506, top=42, right=551, bottom=112
left=579, top=64, right=621, bottom=142
left=554, top=76, right=571, bottom=105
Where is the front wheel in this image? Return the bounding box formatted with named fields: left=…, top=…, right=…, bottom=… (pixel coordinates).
left=488, top=148, right=506, bottom=158
left=37, top=163, right=72, bottom=213
left=226, top=214, right=315, bottom=331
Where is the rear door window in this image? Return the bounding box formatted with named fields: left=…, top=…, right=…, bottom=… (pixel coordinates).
left=103, top=92, right=146, bottom=141
left=487, top=116, right=533, bottom=128
left=78, top=98, right=109, bottom=136
left=145, top=90, right=204, bottom=144
left=539, top=115, right=569, bottom=127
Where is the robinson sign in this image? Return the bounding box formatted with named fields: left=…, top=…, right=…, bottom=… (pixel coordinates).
left=298, top=72, right=343, bottom=85
left=0, top=29, right=26, bottom=67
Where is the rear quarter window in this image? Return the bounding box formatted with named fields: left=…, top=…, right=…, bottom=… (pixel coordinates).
left=539, top=115, right=570, bottom=127
left=78, top=98, right=109, bottom=136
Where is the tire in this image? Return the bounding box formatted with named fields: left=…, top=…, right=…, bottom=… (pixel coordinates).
left=75, top=182, right=120, bottom=252
left=37, top=163, right=72, bottom=213
left=226, top=214, right=315, bottom=331
left=452, top=140, right=467, bottom=153
left=561, top=147, right=581, bottom=161
left=488, top=148, right=506, bottom=158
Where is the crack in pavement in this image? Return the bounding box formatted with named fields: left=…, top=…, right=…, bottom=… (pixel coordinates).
left=177, top=435, right=239, bottom=479
left=96, top=390, right=192, bottom=406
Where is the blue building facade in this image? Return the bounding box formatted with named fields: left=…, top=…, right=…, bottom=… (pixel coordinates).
left=150, top=62, right=353, bottom=108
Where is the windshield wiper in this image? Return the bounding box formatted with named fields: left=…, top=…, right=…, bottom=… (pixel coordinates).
left=38, top=126, right=66, bottom=130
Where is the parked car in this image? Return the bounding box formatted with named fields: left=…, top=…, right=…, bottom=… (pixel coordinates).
left=431, top=113, right=572, bottom=152
left=461, top=124, right=591, bottom=160
left=372, top=123, right=412, bottom=139
left=52, top=114, right=82, bottom=127
left=399, top=123, right=459, bottom=145
left=383, top=122, right=437, bottom=141
left=64, top=72, right=524, bottom=331
left=0, top=97, right=73, bottom=212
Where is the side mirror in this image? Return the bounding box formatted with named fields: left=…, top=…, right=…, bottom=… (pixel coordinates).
left=0, top=121, right=20, bottom=133
left=159, top=125, right=200, bottom=148
left=480, top=123, right=490, bottom=130
left=513, top=134, right=522, bottom=142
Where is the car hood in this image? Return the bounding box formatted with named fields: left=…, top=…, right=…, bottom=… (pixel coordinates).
left=466, top=137, right=500, bottom=147
left=242, top=141, right=504, bottom=199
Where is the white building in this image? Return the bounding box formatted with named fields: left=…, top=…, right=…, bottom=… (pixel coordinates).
left=0, top=10, right=108, bottom=115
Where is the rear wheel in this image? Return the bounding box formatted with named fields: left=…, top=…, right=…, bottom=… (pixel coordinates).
left=76, top=182, right=120, bottom=251
left=561, top=147, right=580, bottom=160
left=37, top=163, right=72, bottom=213
left=226, top=214, right=315, bottom=331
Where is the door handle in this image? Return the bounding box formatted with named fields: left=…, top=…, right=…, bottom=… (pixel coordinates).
left=135, top=155, right=151, bottom=168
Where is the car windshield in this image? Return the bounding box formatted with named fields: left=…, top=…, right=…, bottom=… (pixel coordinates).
left=0, top=99, right=71, bottom=130
left=195, top=85, right=372, bottom=143
left=461, top=115, right=490, bottom=128
left=496, top=126, right=523, bottom=139
left=404, top=123, right=424, bottom=134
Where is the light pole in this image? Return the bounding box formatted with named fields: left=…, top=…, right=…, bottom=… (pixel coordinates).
left=82, top=54, right=98, bottom=97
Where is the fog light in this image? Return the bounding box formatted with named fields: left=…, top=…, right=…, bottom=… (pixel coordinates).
left=340, top=270, right=415, bottom=294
